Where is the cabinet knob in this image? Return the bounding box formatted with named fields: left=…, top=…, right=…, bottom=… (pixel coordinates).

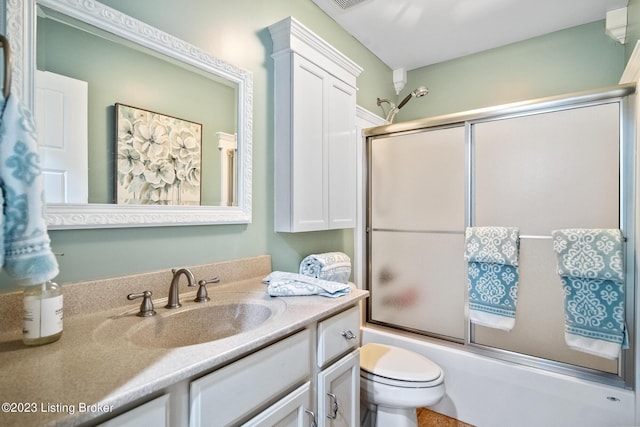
left=304, top=409, right=318, bottom=427
left=326, top=392, right=339, bottom=419
left=341, top=330, right=357, bottom=340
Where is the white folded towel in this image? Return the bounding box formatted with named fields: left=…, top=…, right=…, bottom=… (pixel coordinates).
left=299, top=252, right=351, bottom=283
left=263, top=271, right=351, bottom=298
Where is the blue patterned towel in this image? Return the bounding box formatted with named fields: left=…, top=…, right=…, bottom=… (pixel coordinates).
left=0, top=95, right=58, bottom=285
left=465, top=227, right=520, bottom=266
left=551, top=229, right=623, bottom=281
left=552, top=229, right=627, bottom=359
left=263, top=271, right=351, bottom=298
left=299, top=252, right=351, bottom=283
left=465, top=227, right=520, bottom=330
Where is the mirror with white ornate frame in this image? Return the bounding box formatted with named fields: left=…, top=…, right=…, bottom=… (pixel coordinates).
left=6, top=0, right=253, bottom=229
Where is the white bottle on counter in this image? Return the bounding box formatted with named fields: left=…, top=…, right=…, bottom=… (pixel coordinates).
left=23, top=281, right=63, bottom=346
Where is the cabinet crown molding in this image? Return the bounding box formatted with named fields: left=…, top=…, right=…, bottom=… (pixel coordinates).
left=268, top=16, right=363, bottom=85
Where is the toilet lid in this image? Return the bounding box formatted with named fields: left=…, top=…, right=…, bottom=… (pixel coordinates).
left=360, top=343, right=442, bottom=382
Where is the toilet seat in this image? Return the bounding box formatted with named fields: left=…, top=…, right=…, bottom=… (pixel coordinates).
left=360, top=343, right=443, bottom=388
left=361, top=369, right=443, bottom=388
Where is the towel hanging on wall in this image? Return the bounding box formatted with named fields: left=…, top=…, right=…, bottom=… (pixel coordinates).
left=465, top=226, right=520, bottom=331
left=551, top=228, right=627, bottom=360
left=0, top=71, right=59, bottom=284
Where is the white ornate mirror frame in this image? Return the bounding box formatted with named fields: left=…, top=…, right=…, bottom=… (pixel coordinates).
left=6, top=0, right=253, bottom=228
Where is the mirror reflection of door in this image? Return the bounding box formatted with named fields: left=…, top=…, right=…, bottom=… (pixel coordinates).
left=35, top=70, right=88, bottom=204
left=217, top=132, right=237, bottom=207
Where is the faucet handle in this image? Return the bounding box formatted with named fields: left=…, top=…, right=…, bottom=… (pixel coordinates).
left=127, top=290, right=156, bottom=317
left=194, top=277, right=219, bottom=302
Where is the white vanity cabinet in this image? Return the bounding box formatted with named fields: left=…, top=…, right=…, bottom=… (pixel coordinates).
left=269, top=17, right=363, bottom=232
left=316, top=306, right=361, bottom=427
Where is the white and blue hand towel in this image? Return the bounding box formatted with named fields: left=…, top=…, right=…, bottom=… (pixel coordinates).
left=552, top=229, right=627, bottom=360
left=465, top=227, right=520, bottom=330
left=0, top=95, right=58, bottom=285
left=299, top=252, right=351, bottom=283
left=263, top=271, right=351, bottom=298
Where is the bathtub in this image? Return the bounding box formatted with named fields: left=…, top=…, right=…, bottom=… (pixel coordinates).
left=361, top=326, right=635, bottom=427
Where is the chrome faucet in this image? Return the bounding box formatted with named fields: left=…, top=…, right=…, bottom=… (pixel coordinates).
left=165, top=268, right=196, bottom=309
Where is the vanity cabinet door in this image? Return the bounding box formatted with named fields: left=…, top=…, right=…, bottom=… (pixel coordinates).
left=97, top=394, right=169, bottom=427
left=242, top=383, right=313, bottom=427
left=189, top=330, right=311, bottom=427
left=317, top=306, right=360, bottom=368
left=317, top=350, right=360, bottom=427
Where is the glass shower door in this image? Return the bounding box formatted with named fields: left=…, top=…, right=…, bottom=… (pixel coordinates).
left=368, top=125, right=467, bottom=341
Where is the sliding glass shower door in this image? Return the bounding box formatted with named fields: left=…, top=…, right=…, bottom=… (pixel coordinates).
left=368, top=125, right=467, bottom=341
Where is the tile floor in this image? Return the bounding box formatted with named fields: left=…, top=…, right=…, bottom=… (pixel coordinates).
left=417, top=408, right=475, bottom=427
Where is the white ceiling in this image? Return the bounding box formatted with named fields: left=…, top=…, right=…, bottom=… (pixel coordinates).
left=311, top=0, right=628, bottom=71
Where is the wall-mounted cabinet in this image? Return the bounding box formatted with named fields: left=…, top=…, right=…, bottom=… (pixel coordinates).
left=269, top=17, right=363, bottom=232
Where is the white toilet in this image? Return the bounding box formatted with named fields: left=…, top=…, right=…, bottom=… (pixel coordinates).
left=360, top=343, right=445, bottom=427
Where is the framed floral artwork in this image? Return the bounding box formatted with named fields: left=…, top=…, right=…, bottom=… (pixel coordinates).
left=115, top=103, right=202, bottom=205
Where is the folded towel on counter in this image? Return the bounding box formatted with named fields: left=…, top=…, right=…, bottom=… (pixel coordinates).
left=465, top=227, right=520, bottom=330
left=263, top=271, right=351, bottom=298
left=552, top=229, right=627, bottom=359
left=0, top=95, right=58, bottom=285
left=299, top=252, right=351, bottom=283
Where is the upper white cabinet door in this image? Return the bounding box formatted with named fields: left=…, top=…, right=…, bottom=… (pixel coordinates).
left=327, top=79, right=356, bottom=229
left=290, top=55, right=330, bottom=231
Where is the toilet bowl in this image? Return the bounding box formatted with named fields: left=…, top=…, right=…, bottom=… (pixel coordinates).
left=360, top=343, right=444, bottom=427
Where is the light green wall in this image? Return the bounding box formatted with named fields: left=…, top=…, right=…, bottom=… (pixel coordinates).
left=397, top=21, right=627, bottom=121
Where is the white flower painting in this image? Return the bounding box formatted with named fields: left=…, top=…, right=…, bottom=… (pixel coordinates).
left=116, top=104, right=202, bottom=205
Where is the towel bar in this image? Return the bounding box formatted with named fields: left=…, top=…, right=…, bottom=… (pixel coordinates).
left=520, top=234, right=627, bottom=242
left=0, top=34, right=11, bottom=100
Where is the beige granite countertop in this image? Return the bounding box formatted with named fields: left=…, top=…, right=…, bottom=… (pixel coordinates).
left=0, top=256, right=368, bottom=426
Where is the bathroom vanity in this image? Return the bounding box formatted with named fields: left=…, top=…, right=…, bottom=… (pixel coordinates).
left=0, top=256, right=368, bottom=426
